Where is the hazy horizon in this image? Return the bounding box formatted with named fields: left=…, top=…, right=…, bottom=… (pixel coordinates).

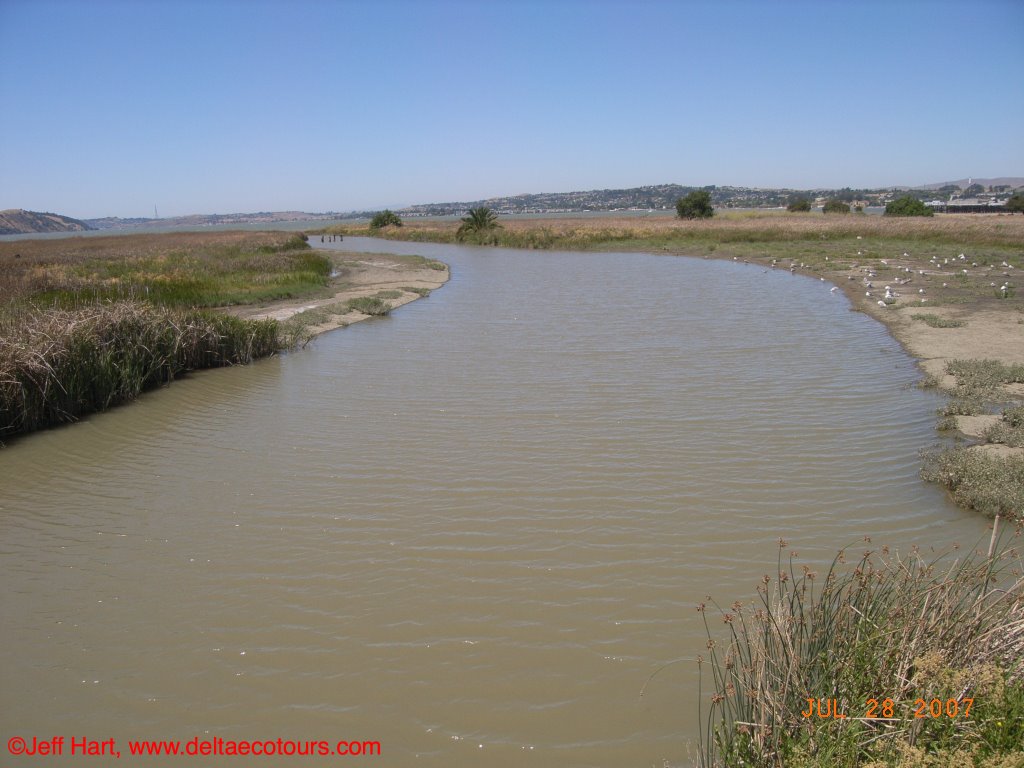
left=2, top=0, right=1021, bottom=219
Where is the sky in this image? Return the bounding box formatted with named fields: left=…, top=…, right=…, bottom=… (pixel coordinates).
left=1, top=0, right=1022, bottom=219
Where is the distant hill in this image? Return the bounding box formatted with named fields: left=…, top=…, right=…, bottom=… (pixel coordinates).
left=85, top=210, right=346, bottom=230
left=0, top=209, right=95, bottom=235
left=917, top=177, right=1024, bottom=191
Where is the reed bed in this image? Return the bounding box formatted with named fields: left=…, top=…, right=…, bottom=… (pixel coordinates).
left=698, top=530, right=1024, bottom=767
left=0, top=300, right=279, bottom=438
left=0, top=231, right=328, bottom=439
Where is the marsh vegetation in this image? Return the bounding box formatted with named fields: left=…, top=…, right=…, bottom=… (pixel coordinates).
left=0, top=231, right=329, bottom=438
left=698, top=532, right=1024, bottom=768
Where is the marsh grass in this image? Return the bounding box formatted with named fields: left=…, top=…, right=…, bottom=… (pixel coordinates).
left=983, top=407, right=1024, bottom=449
left=0, top=300, right=278, bottom=438
left=697, top=533, right=1024, bottom=767
left=345, top=296, right=391, bottom=316
left=0, top=231, right=331, bottom=439
left=5, top=233, right=330, bottom=308
left=911, top=314, right=968, bottom=328
left=400, top=286, right=432, bottom=297
left=940, top=360, right=1024, bottom=417
left=922, top=448, right=1024, bottom=518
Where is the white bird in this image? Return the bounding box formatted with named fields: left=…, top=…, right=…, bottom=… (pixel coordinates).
left=830, top=286, right=838, bottom=293
left=878, top=300, right=886, bottom=306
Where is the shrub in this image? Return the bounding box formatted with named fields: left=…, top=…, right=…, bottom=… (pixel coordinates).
left=676, top=190, right=714, bottom=219
left=369, top=210, right=402, bottom=229
left=786, top=196, right=812, bottom=212
left=822, top=199, right=851, bottom=214
left=886, top=195, right=935, bottom=217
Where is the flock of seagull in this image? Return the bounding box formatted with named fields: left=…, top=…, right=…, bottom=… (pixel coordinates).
left=747, top=242, right=1016, bottom=308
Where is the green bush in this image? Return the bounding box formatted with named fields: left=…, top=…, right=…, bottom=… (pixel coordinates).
left=369, top=210, right=402, bottom=229
left=822, top=199, right=851, bottom=214
left=885, top=195, right=935, bottom=217
left=786, top=196, right=812, bottom=212
left=676, top=190, right=714, bottom=219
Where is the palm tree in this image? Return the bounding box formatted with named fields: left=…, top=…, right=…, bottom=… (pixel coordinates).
left=457, top=207, right=500, bottom=240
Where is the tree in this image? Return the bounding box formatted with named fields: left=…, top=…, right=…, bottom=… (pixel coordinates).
left=369, top=209, right=402, bottom=229
left=885, top=196, right=934, bottom=217
left=1005, top=194, right=1024, bottom=214
left=675, top=190, right=714, bottom=219
left=456, top=207, right=500, bottom=240
left=822, top=199, right=851, bottom=214
left=786, top=196, right=812, bottom=212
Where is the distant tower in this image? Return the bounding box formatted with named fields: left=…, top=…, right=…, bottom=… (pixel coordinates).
left=154, top=205, right=159, bottom=219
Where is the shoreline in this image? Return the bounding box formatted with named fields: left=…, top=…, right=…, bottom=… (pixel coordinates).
left=224, top=249, right=449, bottom=340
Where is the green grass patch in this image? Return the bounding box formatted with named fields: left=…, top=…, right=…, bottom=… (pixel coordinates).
left=35, top=241, right=330, bottom=309
left=345, top=296, right=391, bottom=316
left=400, top=286, right=432, bottom=297
left=911, top=313, right=967, bottom=328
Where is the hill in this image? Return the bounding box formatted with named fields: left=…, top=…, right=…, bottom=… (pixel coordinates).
left=0, top=209, right=95, bottom=235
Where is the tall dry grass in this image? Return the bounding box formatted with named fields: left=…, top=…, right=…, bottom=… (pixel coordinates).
left=0, top=231, right=320, bottom=439
left=0, top=301, right=279, bottom=438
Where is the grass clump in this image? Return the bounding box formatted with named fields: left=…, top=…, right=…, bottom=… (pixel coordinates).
left=345, top=296, right=391, bottom=316
left=697, top=533, right=1024, bottom=767
left=400, top=286, right=431, bottom=297
left=911, top=313, right=967, bottom=328
left=373, top=290, right=404, bottom=299
left=983, top=407, right=1024, bottom=449
left=0, top=301, right=278, bottom=438
left=922, top=447, right=1024, bottom=518
left=940, top=359, right=1024, bottom=417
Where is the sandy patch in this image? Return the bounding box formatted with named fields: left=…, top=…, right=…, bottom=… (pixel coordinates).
left=955, top=414, right=1002, bottom=439
left=225, top=250, right=448, bottom=337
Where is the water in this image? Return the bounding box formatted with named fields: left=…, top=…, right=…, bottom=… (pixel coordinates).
left=0, top=239, right=987, bottom=767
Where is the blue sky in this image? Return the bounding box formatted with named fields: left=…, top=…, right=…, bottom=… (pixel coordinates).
left=1, top=0, right=1022, bottom=218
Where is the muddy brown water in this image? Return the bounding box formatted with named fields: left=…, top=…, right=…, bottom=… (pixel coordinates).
left=1, top=239, right=990, bottom=767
